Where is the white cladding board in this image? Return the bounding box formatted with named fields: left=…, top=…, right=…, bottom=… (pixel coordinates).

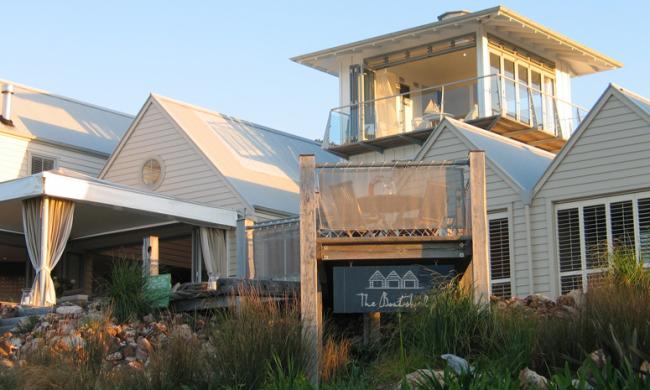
left=102, top=102, right=246, bottom=276
left=0, top=133, right=107, bottom=182
left=418, top=128, right=531, bottom=296
left=532, top=93, right=650, bottom=297
left=347, top=144, right=420, bottom=163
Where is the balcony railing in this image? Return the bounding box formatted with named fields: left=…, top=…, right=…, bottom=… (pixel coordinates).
left=324, top=74, right=588, bottom=148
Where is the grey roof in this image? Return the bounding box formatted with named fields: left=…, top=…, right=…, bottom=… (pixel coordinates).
left=434, top=118, right=555, bottom=194
left=616, top=85, right=650, bottom=117
left=0, top=80, right=134, bottom=155
left=152, top=94, right=340, bottom=215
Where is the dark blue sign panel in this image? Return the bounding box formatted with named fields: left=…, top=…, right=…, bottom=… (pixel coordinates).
left=333, top=264, right=454, bottom=313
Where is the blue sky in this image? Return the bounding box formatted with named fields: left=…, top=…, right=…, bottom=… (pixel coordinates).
left=2, top=1, right=644, bottom=140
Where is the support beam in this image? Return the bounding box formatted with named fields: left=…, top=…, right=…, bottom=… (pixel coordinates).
left=299, top=154, right=321, bottom=387
left=142, top=235, right=159, bottom=276
left=245, top=219, right=255, bottom=279
left=191, top=228, right=202, bottom=282
left=476, top=23, right=492, bottom=117
left=468, top=151, right=490, bottom=303
left=358, top=141, right=384, bottom=153
left=363, top=312, right=381, bottom=345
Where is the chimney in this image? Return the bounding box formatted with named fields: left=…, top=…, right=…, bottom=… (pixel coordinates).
left=437, top=10, right=470, bottom=21
left=1, top=84, right=14, bottom=126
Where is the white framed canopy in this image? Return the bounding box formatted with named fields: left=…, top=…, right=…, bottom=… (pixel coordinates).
left=0, top=168, right=237, bottom=306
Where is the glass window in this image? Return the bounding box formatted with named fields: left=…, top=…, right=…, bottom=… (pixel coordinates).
left=610, top=200, right=635, bottom=249
left=503, top=59, right=516, bottom=118
left=531, top=71, right=543, bottom=128
left=583, top=205, right=608, bottom=269
left=518, top=65, right=530, bottom=123
left=489, top=216, right=511, bottom=298
left=142, top=159, right=162, bottom=187
left=639, top=198, right=650, bottom=264
left=489, top=53, right=501, bottom=115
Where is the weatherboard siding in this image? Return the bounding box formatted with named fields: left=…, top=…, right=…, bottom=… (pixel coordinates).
left=418, top=129, right=532, bottom=296
left=347, top=144, right=420, bottom=163
left=102, top=102, right=247, bottom=276
left=531, top=94, right=650, bottom=297
left=0, top=132, right=107, bottom=182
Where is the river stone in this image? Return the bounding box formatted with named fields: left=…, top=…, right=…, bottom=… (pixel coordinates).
left=55, top=305, right=83, bottom=315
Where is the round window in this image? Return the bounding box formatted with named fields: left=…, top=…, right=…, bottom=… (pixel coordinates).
left=142, top=159, right=162, bottom=187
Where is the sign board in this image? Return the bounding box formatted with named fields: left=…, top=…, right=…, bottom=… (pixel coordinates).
left=333, top=264, right=454, bottom=313
left=145, top=274, right=171, bottom=308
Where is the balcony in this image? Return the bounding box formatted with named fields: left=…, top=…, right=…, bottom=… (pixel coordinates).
left=324, top=74, right=588, bottom=155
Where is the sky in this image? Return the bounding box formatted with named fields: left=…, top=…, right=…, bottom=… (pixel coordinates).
left=1, top=1, right=645, bottom=141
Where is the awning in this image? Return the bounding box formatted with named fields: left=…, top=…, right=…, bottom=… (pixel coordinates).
left=0, top=168, right=237, bottom=239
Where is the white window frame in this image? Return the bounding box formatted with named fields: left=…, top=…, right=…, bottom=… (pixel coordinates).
left=488, top=211, right=513, bottom=297
left=555, top=191, right=650, bottom=292
left=29, top=153, right=57, bottom=175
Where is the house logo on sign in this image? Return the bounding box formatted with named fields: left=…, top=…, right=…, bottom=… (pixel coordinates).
left=367, top=270, right=420, bottom=290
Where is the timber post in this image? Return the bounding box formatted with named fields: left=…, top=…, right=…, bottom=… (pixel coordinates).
left=468, top=151, right=490, bottom=303
left=299, top=154, right=322, bottom=387
left=142, top=235, right=159, bottom=276
left=245, top=219, right=255, bottom=279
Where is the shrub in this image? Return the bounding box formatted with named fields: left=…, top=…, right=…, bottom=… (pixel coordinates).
left=103, top=259, right=153, bottom=322
left=204, top=288, right=309, bottom=389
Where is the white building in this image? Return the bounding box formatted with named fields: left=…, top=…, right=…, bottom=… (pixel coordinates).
left=293, top=6, right=650, bottom=298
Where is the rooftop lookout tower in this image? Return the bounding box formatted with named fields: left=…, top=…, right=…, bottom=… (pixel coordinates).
left=292, top=6, right=621, bottom=156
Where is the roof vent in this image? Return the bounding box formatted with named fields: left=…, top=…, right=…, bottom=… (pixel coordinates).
left=1, top=84, right=14, bottom=126
left=437, top=10, right=470, bottom=21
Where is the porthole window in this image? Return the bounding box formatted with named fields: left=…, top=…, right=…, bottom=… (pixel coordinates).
left=142, top=158, right=162, bottom=187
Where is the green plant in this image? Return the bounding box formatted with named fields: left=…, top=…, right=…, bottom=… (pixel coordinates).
left=15, top=315, right=40, bottom=334
left=204, top=289, right=309, bottom=389
left=146, top=333, right=208, bottom=389
left=264, top=353, right=312, bottom=390
left=103, top=259, right=153, bottom=322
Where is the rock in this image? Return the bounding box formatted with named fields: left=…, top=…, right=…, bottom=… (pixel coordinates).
left=55, top=305, right=83, bottom=316
left=556, top=294, right=576, bottom=307
left=0, top=339, right=14, bottom=355
left=106, top=351, right=123, bottom=361
left=172, top=324, right=192, bottom=340
left=122, top=343, right=136, bottom=358
left=398, top=369, right=444, bottom=389
left=567, top=289, right=585, bottom=307
left=640, top=360, right=650, bottom=375
left=143, top=314, right=155, bottom=323
left=589, top=349, right=606, bottom=369
left=519, top=368, right=548, bottom=390
left=0, top=358, right=14, bottom=368
left=128, top=360, right=144, bottom=370
left=137, top=337, right=153, bottom=354
left=525, top=294, right=554, bottom=310
left=59, top=335, right=84, bottom=350
left=441, top=354, right=472, bottom=375
left=119, top=327, right=137, bottom=341
left=9, top=337, right=23, bottom=349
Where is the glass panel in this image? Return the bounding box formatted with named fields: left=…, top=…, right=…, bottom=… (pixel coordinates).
left=557, top=208, right=581, bottom=272
left=639, top=198, right=650, bottom=264
left=489, top=53, right=501, bottom=115
left=561, top=274, right=583, bottom=295
left=518, top=65, right=530, bottom=123
left=503, top=59, right=516, bottom=118
left=610, top=200, right=635, bottom=249
left=544, top=76, right=557, bottom=135
left=583, top=205, right=608, bottom=269
left=491, top=282, right=511, bottom=299
left=531, top=71, right=543, bottom=128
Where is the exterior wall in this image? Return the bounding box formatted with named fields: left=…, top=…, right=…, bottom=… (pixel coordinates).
left=102, top=102, right=248, bottom=276
left=419, top=129, right=530, bottom=296
left=0, top=132, right=107, bottom=182
left=531, top=94, right=650, bottom=297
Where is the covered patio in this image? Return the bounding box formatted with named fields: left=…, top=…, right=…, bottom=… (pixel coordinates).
left=0, top=169, right=237, bottom=306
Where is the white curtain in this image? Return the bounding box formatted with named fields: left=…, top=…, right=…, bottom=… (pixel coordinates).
left=374, top=70, right=399, bottom=138
left=199, top=227, right=227, bottom=280
left=22, top=197, right=75, bottom=307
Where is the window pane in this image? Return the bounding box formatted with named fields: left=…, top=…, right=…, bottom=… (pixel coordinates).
left=491, top=282, right=511, bottom=299
left=561, top=274, right=582, bottom=295
left=489, top=217, right=510, bottom=280
left=583, top=205, right=608, bottom=269
left=518, top=65, right=530, bottom=123
left=557, top=208, right=581, bottom=272
left=489, top=53, right=501, bottom=115
left=638, top=198, right=650, bottom=264
left=610, top=200, right=635, bottom=249
left=531, top=71, right=543, bottom=127
left=503, top=59, right=516, bottom=117
left=544, top=77, right=557, bottom=134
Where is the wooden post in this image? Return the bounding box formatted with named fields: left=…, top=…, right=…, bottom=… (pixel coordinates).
left=245, top=219, right=256, bottom=279
left=191, top=228, right=202, bottom=282
left=468, top=151, right=490, bottom=303
left=142, top=236, right=159, bottom=276
left=363, top=312, right=381, bottom=345
left=300, top=154, right=321, bottom=387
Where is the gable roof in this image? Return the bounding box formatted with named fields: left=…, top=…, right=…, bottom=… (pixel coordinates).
left=292, top=6, right=621, bottom=77
left=532, top=84, right=650, bottom=197
left=416, top=117, right=555, bottom=201
left=0, top=79, right=133, bottom=155
left=105, top=93, right=340, bottom=215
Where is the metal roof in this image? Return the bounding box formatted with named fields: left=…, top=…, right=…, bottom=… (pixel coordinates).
left=292, top=6, right=622, bottom=77
left=151, top=94, right=340, bottom=215
left=0, top=80, right=134, bottom=155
